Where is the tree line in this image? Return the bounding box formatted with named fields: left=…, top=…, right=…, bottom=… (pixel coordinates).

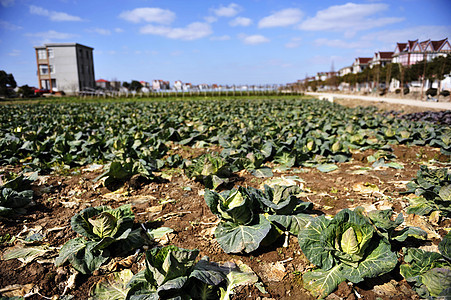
left=302, top=54, right=451, bottom=96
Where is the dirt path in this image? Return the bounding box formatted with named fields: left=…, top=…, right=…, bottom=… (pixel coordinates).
left=306, top=92, right=451, bottom=111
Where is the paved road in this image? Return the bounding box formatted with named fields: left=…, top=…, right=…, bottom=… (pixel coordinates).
left=305, top=92, right=451, bottom=110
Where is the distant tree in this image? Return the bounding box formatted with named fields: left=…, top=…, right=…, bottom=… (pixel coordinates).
left=0, top=70, right=17, bottom=98
left=122, top=81, right=130, bottom=89
left=129, top=80, right=143, bottom=91
left=18, top=85, right=34, bottom=98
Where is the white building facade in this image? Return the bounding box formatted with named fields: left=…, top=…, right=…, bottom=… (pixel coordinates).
left=34, top=43, right=95, bottom=94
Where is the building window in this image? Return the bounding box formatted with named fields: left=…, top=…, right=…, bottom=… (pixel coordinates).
left=48, top=48, right=54, bottom=58
left=51, top=79, right=57, bottom=90
left=49, top=65, right=55, bottom=74
left=37, top=49, right=46, bottom=60
left=39, top=64, right=49, bottom=75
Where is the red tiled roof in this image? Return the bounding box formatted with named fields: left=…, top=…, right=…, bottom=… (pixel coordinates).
left=379, top=51, right=394, bottom=59
left=358, top=57, right=372, bottom=64
left=431, top=38, right=448, bottom=51
left=407, top=39, right=418, bottom=51
left=419, top=39, right=430, bottom=50
left=396, top=43, right=407, bottom=52
left=96, top=79, right=108, bottom=82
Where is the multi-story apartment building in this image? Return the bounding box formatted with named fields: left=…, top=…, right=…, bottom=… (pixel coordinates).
left=34, top=43, right=95, bottom=94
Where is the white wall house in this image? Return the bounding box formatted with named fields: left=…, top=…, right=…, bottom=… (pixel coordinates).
left=369, top=51, right=393, bottom=68
left=392, top=38, right=451, bottom=66
left=352, top=57, right=372, bottom=74
left=34, top=43, right=95, bottom=94
left=338, top=66, right=352, bottom=77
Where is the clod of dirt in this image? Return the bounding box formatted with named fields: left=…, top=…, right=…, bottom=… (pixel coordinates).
left=260, top=261, right=286, bottom=282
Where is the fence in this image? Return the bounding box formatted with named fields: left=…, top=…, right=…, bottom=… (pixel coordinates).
left=77, top=85, right=304, bottom=99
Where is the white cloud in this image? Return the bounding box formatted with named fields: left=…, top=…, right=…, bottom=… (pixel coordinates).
left=361, top=25, right=451, bottom=47
left=29, top=5, right=83, bottom=22
left=204, top=16, right=218, bottom=23
left=0, top=19, right=22, bottom=30
left=314, top=38, right=372, bottom=49
left=258, top=8, right=303, bottom=28
left=212, top=3, right=241, bottom=17
left=115, top=28, right=124, bottom=33
left=312, top=25, right=451, bottom=55
left=25, top=30, right=78, bottom=40
left=140, top=22, right=212, bottom=41
left=210, top=35, right=231, bottom=41
left=8, top=49, right=21, bottom=56
left=239, top=34, right=270, bottom=45
left=229, top=17, right=252, bottom=27
left=89, top=28, right=111, bottom=35
left=1, top=0, right=14, bottom=7
left=119, top=7, right=175, bottom=24
left=299, top=3, right=403, bottom=34
left=285, top=37, right=302, bottom=48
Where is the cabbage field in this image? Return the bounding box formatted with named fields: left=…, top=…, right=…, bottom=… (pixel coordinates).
left=0, top=96, right=450, bottom=299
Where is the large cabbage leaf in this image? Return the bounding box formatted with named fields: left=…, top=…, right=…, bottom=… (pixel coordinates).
left=400, top=247, right=451, bottom=298
left=298, top=208, right=398, bottom=298
left=205, top=184, right=313, bottom=254
left=125, top=246, right=258, bottom=300
left=55, top=204, right=144, bottom=274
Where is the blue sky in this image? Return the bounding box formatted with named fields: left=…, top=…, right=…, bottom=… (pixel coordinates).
left=1, top=0, right=450, bottom=87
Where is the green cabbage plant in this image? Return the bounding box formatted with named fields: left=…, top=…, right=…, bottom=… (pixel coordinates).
left=205, top=184, right=313, bottom=254
left=124, top=245, right=258, bottom=300
left=0, top=172, right=37, bottom=216
left=400, top=232, right=451, bottom=298
left=298, top=208, right=398, bottom=298
left=404, top=165, right=450, bottom=217
left=185, top=153, right=231, bottom=189
left=55, top=204, right=145, bottom=274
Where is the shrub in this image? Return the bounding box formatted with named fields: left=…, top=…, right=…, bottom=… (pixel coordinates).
left=426, top=88, right=438, bottom=96
left=440, top=90, right=450, bottom=97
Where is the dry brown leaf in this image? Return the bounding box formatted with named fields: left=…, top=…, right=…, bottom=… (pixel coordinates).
left=0, top=284, right=35, bottom=297
left=405, top=214, right=441, bottom=239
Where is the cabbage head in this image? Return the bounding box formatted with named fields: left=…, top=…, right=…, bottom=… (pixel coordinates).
left=298, top=208, right=398, bottom=298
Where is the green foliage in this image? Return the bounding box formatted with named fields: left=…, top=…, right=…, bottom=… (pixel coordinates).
left=404, top=165, right=451, bottom=217
left=400, top=234, right=451, bottom=298
left=0, top=70, right=17, bottom=98
left=298, top=208, right=398, bottom=298
left=129, top=80, right=143, bottom=92
left=18, top=85, right=35, bottom=98
left=205, top=184, right=313, bottom=253
left=55, top=205, right=145, bottom=274
left=124, top=245, right=258, bottom=300
left=185, top=153, right=231, bottom=189
left=0, top=99, right=448, bottom=179
left=367, top=209, right=427, bottom=242
left=0, top=172, right=37, bottom=216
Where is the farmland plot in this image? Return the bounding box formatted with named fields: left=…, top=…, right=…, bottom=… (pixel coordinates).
left=0, top=97, right=450, bottom=299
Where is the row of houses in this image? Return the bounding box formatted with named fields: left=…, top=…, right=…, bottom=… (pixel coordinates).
left=95, top=78, right=282, bottom=93
left=302, top=38, right=451, bottom=85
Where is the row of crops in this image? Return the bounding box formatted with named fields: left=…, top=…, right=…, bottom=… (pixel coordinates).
left=1, top=98, right=449, bottom=186
left=1, top=97, right=450, bottom=299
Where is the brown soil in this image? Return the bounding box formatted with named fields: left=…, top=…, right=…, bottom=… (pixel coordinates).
left=0, top=100, right=449, bottom=300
